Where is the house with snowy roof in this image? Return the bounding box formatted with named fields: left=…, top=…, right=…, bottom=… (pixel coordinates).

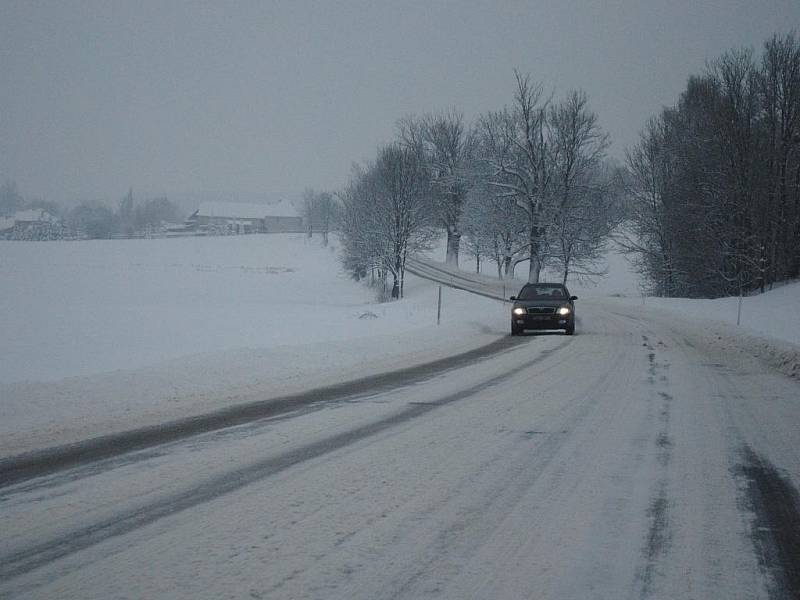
left=185, top=200, right=303, bottom=234
left=1, top=209, right=61, bottom=240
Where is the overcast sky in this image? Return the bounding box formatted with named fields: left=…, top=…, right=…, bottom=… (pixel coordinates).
left=1, top=1, right=798, bottom=204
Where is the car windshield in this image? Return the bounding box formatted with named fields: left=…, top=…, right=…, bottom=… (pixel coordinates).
left=518, top=285, right=567, bottom=300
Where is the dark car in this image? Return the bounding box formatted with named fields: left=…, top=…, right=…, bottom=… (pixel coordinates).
left=510, top=283, right=577, bottom=336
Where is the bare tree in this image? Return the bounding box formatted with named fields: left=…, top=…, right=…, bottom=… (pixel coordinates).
left=303, top=189, right=337, bottom=245
left=621, top=116, right=683, bottom=296
left=338, top=145, right=435, bottom=299
left=759, top=32, right=800, bottom=284
left=550, top=163, right=620, bottom=284
left=400, top=110, right=475, bottom=266
left=316, top=191, right=338, bottom=246
left=623, top=33, right=800, bottom=297
left=478, top=72, right=554, bottom=283
left=547, top=91, right=614, bottom=283
left=338, top=166, right=390, bottom=288
left=461, top=154, right=528, bottom=278
left=301, top=188, right=319, bottom=238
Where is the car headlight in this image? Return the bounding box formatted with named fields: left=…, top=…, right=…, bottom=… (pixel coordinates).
left=512, top=307, right=526, bottom=316
left=557, top=306, right=571, bottom=316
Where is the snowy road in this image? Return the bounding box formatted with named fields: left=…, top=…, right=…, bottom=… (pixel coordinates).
left=1, top=302, right=799, bottom=599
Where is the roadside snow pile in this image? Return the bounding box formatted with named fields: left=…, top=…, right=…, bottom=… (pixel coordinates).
left=682, top=319, right=800, bottom=382
left=0, top=235, right=509, bottom=456
left=616, top=281, right=800, bottom=381
left=714, top=323, right=800, bottom=381
left=638, top=281, right=800, bottom=348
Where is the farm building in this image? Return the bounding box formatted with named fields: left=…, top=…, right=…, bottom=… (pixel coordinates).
left=0, top=209, right=62, bottom=240
left=185, top=200, right=303, bottom=235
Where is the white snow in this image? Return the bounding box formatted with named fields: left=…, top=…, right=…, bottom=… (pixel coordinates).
left=0, top=235, right=508, bottom=456
left=622, top=281, right=800, bottom=347
left=3, top=235, right=800, bottom=599
left=2, top=233, right=798, bottom=458
left=4, top=297, right=799, bottom=599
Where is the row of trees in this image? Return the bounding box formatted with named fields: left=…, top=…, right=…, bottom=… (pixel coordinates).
left=338, top=72, right=621, bottom=298
left=624, top=32, right=800, bottom=297
left=59, top=191, right=182, bottom=239
left=1, top=180, right=62, bottom=220
left=1, top=181, right=183, bottom=240
left=301, top=188, right=338, bottom=245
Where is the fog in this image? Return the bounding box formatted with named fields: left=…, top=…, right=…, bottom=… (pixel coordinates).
left=2, top=0, right=798, bottom=202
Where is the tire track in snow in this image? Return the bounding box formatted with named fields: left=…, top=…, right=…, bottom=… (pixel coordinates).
left=662, top=316, right=800, bottom=598
left=637, top=334, right=675, bottom=599
left=0, top=335, right=529, bottom=490
left=736, top=446, right=800, bottom=599
left=0, top=340, right=572, bottom=583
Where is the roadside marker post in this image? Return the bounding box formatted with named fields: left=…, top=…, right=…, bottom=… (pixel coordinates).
left=737, top=293, right=743, bottom=326
left=437, top=286, right=442, bottom=325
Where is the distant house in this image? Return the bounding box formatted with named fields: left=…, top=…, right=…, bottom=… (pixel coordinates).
left=1, top=209, right=61, bottom=240
left=13, top=209, right=57, bottom=225
left=262, top=199, right=304, bottom=233
left=185, top=201, right=303, bottom=235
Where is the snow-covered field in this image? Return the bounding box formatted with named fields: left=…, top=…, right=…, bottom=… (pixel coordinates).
left=0, top=235, right=510, bottom=455
left=2, top=234, right=798, bottom=457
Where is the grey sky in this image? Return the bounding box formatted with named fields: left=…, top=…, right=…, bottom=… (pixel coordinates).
left=2, top=1, right=798, bottom=204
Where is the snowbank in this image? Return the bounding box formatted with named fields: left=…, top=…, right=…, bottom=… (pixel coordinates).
left=633, top=281, right=800, bottom=348
left=611, top=282, right=800, bottom=382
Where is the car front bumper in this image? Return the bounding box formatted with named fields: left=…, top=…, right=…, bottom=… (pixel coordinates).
left=513, top=315, right=573, bottom=330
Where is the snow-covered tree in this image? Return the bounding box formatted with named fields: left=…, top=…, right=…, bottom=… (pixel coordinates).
left=302, top=189, right=338, bottom=245
left=338, top=145, right=435, bottom=299
left=301, top=188, right=319, bottom=239
left=461, top=159, right=528, bottom=278
left=399, top=110, right=475, bottom=266
left=547, top=91, right=615, bottom=283
left=477, top=72, right=555, bottom=283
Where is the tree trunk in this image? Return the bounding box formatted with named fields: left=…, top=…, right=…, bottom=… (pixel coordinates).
left=503, top=255, right=512, bottom=278
left=793, top=161, right=800, bottom=277
left=528, top=227, right=542, bottom=283
left=400, top=250, right=408, bottom=298
left=445, top=230, right=461, bottom=266
left=392, top=251, right=402, bottom=299
left=528, top=255, right=541, bottom=283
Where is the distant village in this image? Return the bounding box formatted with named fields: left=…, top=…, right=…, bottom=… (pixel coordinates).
left=0, top=198, right=311, bottom=241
